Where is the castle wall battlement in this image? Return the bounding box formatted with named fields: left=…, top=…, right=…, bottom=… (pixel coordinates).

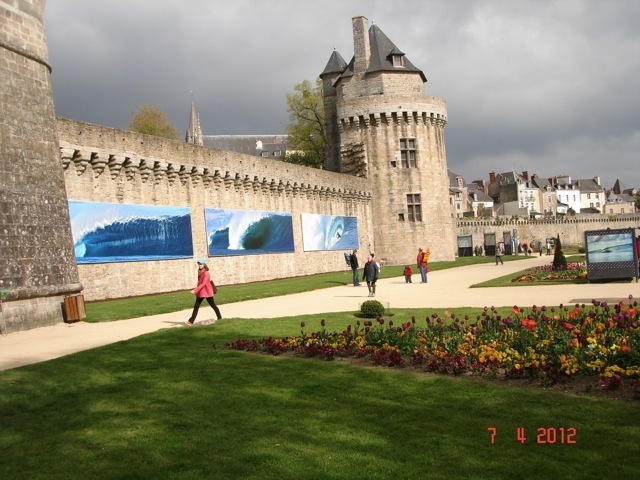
left=57, top=118, right=375, bottom=301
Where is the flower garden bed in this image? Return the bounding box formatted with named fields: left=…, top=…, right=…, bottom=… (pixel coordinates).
left=227, top=297, right=640, bottom=401
left=511, top=262, right=587, bottom=282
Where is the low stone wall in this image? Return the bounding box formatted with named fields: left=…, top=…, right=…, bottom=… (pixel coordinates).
left=58, top=118, right=374, bottom=301
left=456, top=215, right=640, bottom=250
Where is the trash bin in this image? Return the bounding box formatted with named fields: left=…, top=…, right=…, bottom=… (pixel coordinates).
left=64, top=294, right=86, bottom=322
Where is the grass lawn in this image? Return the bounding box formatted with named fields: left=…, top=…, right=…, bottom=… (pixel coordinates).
left=1, top=312, right=638, bottom=479
left=84, top=255, right=523, bottom=322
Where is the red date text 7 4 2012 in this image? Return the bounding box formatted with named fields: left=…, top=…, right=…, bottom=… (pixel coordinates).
left=487, top=427, right=577, bottom=444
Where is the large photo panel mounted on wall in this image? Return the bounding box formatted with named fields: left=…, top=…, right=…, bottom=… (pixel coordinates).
left=585, top=228, right=639, bottom=281
left=300, top=214, right=359, bottom=251
left=69, top=201, right=194, bottom=263
left=205, top=208, right=294, bottom=256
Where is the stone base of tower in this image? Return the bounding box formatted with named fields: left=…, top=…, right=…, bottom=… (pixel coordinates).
left=1, top=295, right=70, bottom=334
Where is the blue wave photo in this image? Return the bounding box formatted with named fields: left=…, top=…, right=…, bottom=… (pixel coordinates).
left=69, top=201, right=194, bottom=263
left=301, top=214, right=359, bottom=251
left=205, top=208, right=294, bottom=256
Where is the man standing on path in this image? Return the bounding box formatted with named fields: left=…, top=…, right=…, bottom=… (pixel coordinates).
left=349, top=249, right=360, bottom=286
left=417, top=248, right=428, bottom=283
left=495, top=243, right=505, bottom=265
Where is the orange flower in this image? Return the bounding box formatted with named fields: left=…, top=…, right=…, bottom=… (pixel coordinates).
left=520, top=318, right=537, bottom=331
left=620, top=345, right=631, bottom=353
left=563, top=322, right=574, bottom=330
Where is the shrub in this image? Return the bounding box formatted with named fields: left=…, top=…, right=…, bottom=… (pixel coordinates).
left=360, top=300, right=385, bottom=318
left=578, top=247, right=586, bottom=254
left=552, top=235, right=567, bottom=270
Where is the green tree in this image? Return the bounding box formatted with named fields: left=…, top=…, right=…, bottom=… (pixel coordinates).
left=285, top=79, right=325, bottom=168
left=128, top=104, right=178, bottom=139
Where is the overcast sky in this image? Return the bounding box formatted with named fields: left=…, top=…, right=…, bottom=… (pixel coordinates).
left=44, top=0, right=640, bottom=189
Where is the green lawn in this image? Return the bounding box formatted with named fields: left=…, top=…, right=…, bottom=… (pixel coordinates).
left=3, top=254, right=636, bottom=479
left=1, top=312, right=638, bottom=479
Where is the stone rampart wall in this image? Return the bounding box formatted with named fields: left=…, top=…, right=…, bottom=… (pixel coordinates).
left=57, top=118, right=373, bottom=301
left=456, top=215, right=640, bottom=250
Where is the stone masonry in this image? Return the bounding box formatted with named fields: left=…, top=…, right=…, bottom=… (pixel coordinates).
left=0, top=0, right=82, bottom=332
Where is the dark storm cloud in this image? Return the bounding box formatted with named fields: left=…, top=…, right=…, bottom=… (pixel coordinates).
left=44, top=0, right=640, bottom=188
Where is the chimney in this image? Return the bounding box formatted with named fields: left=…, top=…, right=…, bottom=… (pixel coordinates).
left=489, top=172, right=496, bottom=184
left=594, top=176, right=600, bottom=185
left=352, top=16, right=370, bottom=77
left=522, top=171, right=529, bottom=181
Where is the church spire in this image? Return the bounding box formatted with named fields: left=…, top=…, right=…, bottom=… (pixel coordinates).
left=185, top=98, right=203, bottom=145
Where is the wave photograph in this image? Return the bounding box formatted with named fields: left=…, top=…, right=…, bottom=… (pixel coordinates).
left=301, top=214, right=359, bottom=251
left=69, top=201, right=193, bottom=263
left=205, top=208, right=294, bottom=256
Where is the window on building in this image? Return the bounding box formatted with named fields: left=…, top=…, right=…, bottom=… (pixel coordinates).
left=398, top=213, right=405, bottom=221
left=273, top=150, right=281, bottom=157
left=407, top=194, right=422, bottom=222
left=587, top=193, right=591, bottom=199
left=400, top=139, right=416, bottom=168
left=261, top=152, right=269, bottom=157
left=622, top=208, right=625, bottom=213
left=590, top=202, right=594, bottom=208
left=392, top=55, right=404, bottom=67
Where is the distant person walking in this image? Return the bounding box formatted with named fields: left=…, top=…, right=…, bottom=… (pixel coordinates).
left=495, top=243, right=505, bottom=265
left=349, top=249, right=361, bottom=286
left=546, top=239, right=552, bottom=256
left=403, top=265, right=413, bottom=283
left=185, top=259, right=222, bottom=326
left=362, top=253, right=380, bottom=297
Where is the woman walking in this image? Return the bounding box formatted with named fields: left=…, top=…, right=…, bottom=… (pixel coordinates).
left=185, top=259, right=222, bottom=326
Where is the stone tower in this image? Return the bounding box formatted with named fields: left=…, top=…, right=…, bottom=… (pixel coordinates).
left=0, top=0, right=82, bottom=332
left=321, top=16, right=456, bottom=264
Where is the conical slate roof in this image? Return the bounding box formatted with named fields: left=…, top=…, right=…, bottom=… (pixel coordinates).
left=612, top=178, right=627, bottom=195
left=366, top=24, right=427, bottom=82
left=320, top=49, right=348, bottom=78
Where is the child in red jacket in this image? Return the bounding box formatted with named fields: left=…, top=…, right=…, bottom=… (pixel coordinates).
left=403, top=265, right=413, bottom=283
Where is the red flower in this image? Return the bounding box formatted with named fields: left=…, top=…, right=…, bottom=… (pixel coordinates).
left=520, top=318, right=537, bottom=331
left=563, top=322, right=574, bottom=330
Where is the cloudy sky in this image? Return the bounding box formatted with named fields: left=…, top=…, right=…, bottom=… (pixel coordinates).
left=44, top=0, right=640, bottom=189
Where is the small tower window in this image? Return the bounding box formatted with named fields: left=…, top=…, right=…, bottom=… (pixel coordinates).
left=392, top=55, right=404, bottom=67
left=407, top=194, right=422, bottom=222
left=400, top=138, right=416, bottom=168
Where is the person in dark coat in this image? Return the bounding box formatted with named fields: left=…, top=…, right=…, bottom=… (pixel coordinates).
left=349, top=249, right=360, bottom=286
left=362, top=253, right=380, bottom=297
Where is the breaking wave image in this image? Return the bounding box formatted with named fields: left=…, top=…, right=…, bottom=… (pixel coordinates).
left=69, top=201, right=194, bottom=263
left=301, top=214, right=359, bottom=251
left=206, top=209, right=295, bottom=256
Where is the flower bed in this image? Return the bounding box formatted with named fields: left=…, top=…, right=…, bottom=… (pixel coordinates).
left=511, top=262, right=587, bottom=282
left=226, top=297, right=640, bottom=391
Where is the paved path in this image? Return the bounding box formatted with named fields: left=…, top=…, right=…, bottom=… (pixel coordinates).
left=2, top=255, right=638, bottom=371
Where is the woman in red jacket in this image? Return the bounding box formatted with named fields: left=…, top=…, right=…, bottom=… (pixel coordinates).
left=185, top=259, right=222, bottom=326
